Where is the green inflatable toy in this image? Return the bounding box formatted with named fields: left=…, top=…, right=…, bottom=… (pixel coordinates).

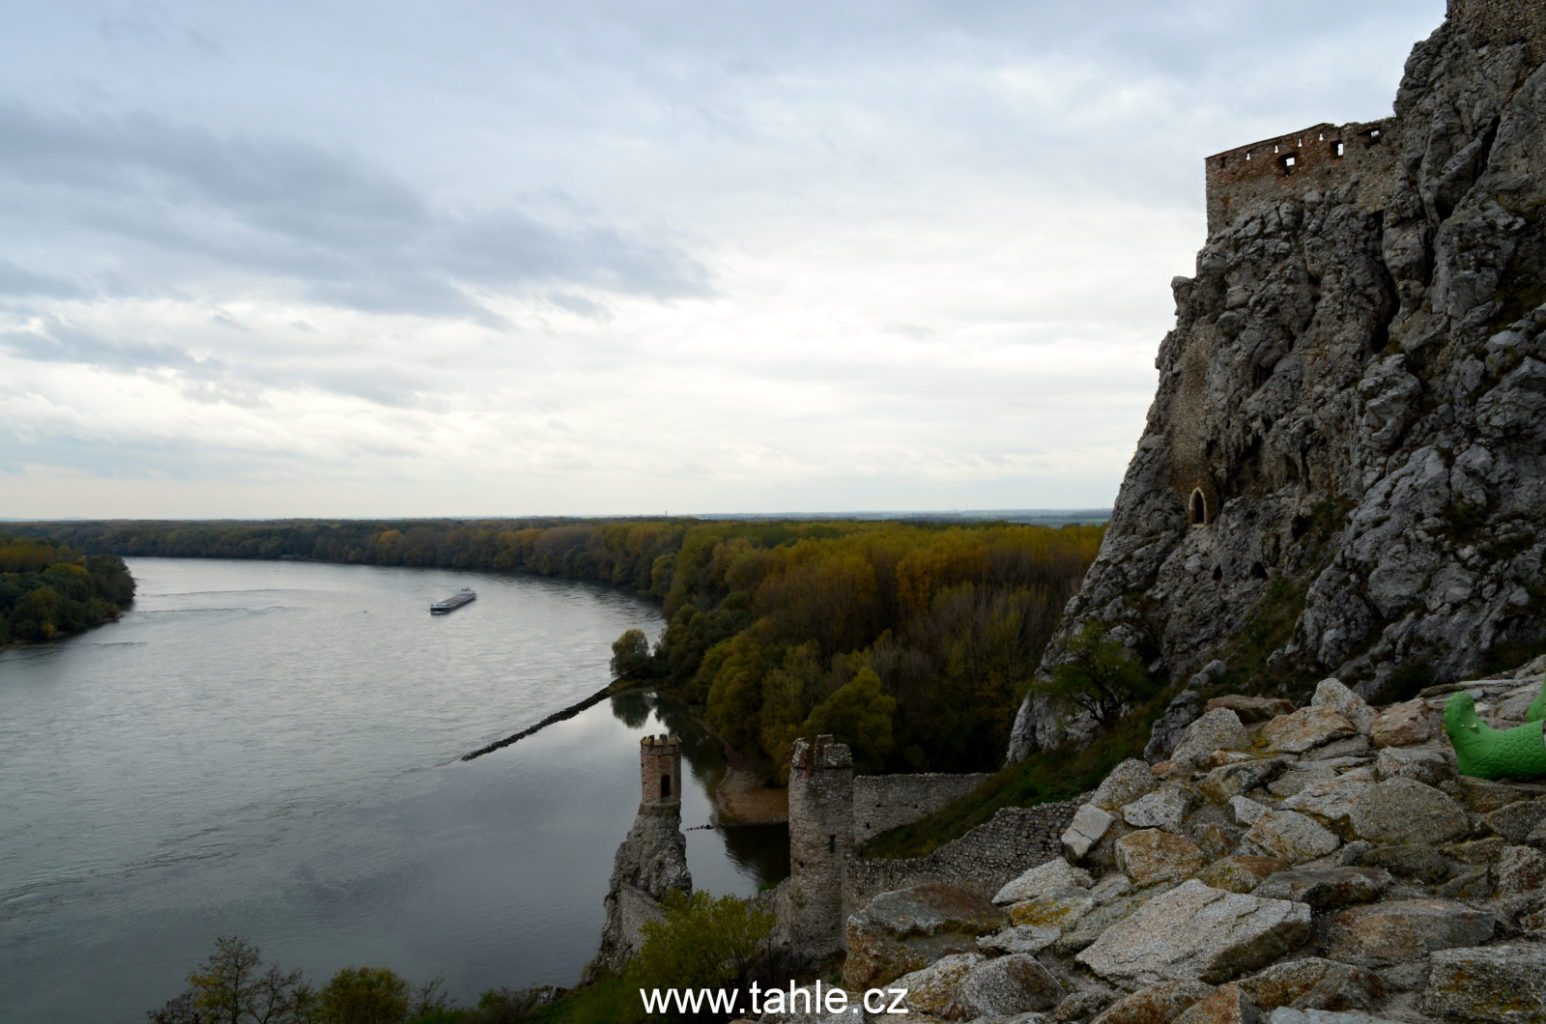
left=1444, top=686, right=1546, bottom=780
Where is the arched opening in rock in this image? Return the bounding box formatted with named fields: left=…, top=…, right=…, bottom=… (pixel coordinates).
left=1189, top=488, right=1208, bottom=526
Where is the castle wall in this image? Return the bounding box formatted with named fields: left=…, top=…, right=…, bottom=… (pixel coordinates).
left=1203, top=119, right=1399, bottom=235
left=846, top=802, right=1078, bottom=910
left=851, top=772, right=995, bottom=845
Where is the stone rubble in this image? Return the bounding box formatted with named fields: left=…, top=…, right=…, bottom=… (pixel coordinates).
left=766, top=669, right=1546, bottom=1023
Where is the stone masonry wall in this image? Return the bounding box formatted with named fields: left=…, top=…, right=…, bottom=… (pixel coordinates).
left=1204, top=119, right=1399, bottom=235
left=851, top=773, right=996, bottom=845
left=846, top=801, right=1079, bottom=911
left=784, top=736, right=855, bottom=957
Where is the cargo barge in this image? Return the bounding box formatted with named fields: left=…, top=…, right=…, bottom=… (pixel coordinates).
left=430, top=588, right=477, bottom=614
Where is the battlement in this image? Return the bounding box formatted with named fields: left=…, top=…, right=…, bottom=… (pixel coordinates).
left=790, top=734, right=854, bottom=771
left=1204, top=118, right=1398, bottom=234
left=1448, top=0, right=1546, bottom=61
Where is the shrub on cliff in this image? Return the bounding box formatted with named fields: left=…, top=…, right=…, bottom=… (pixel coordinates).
left=626, top=891, right=775, bottom=1022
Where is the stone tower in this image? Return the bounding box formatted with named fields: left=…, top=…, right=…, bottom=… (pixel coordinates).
left=640, top=733, right=682, bottom=809
left=586, top=734, right=691, bottom=979
left=783, top=734, right=854, bottom=957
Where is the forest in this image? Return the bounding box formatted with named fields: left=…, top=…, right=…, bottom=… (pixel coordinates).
left=0, top=535, right=136, bottom=646
left=14, top=518, right=1102, bottom=772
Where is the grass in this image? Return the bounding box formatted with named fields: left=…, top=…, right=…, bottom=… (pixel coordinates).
left=859, top=695, right=1166, bottom=860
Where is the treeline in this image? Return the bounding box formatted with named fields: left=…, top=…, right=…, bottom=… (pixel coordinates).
left=15, top=518, right=1101, bottom=772
left=0, top=535, right=135, bottom=646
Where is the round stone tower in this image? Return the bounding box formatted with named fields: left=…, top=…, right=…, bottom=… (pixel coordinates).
left=784, top=734, right=854, bottom=957
left=639, top=733, right=682, bottom=811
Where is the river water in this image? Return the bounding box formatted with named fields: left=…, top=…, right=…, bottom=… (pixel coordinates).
left=0, top=558, right=787, bottom=1023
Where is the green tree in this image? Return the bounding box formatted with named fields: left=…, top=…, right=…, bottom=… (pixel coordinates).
left=1037, top=621, right=1158, bottom=727
left=803, top=665, right=896, bottom=771
left=318, top=966, right=409, bottom=1024
left=610, top=629, right=654, bottom=680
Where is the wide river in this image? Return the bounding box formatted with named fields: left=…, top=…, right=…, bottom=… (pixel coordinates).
left=0, top=558, right=788, bottom=1023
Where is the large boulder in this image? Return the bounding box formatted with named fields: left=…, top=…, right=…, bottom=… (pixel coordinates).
left=1076, top=880, right=1311, bottom=986
left=1173, top=985, right=1261, bottom=1024
left=1090, top=980, right=1215, bottom=1024
left=1260, top=708, right=1358, bottom=756
left=1241, top=809, right=1341, bottom=864
left=951, top=953, right=1064, bottom=1017
left=1236, top=958, right=1385, bottom=1013
left=1311, top=680, right=1376, bottom=734
left=1123, top=787, right=1194, bottom=832
left=1171, top=710, right=1251, bottom=768
left=994, top=857, right=1093, bottom=906
left=885, top=952, right=982, bottom=1019
left=842, top=884, right=1005, bottom=990
left=1423, top=943, right=1546, bottom=1023
left=1095, top=758, right=1161, bottom=811
left=1252, top=867, right=1391, bottom=911
left=1325, top=900, right=1496, bottom=966
left=1116, top=829, right=1208, bottom=887
left=1348, top=778, right=1469, bottom=845
left=1369, top=700, right=1431, bottom=748
left=1063, top=803, right=1117, bottom=861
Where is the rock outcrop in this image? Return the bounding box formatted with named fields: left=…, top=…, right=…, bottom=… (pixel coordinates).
left=758, top=667, right=1546, bottom=1023
left=1010, top=0, right=1546, bottom=760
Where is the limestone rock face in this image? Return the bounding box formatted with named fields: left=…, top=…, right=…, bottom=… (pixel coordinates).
left=588, top=804, right=691, bottom=978
left=842, top=884, right=1006, bottom=991
left=1008, top=8, right=1546, bottom=762
left=1075, top=880, right=1311, bottom=986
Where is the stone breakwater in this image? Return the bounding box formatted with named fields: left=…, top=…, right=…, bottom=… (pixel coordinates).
left=746, top=656, right=1546, bottom=1023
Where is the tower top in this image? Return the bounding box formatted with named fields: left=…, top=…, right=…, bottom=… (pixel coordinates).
left=639, top=733, right=682, bottom=808
left=790, top=734, right=853, bottom=771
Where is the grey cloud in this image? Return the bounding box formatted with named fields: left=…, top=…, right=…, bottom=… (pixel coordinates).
left=0, top=260, right=83, bottom=299
left=0, top=102, right=710, bottom=319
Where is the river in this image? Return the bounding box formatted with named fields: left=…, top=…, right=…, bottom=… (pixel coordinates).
left=0, top=557, right=788, bottom=1023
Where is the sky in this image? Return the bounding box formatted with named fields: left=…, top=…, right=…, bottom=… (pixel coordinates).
left=0, top=1, right=1447, bottom=518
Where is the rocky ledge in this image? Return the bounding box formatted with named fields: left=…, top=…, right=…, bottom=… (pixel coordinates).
left=755, top=657, right=1546, bottom=1023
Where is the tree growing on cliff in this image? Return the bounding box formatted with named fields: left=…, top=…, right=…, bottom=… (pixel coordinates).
left=1036, top=621, right=1158, bottom=728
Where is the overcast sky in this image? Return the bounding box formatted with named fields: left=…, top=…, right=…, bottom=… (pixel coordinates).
left=1, top=1, right=1446, bottom=518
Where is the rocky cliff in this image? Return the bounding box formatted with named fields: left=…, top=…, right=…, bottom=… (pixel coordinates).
left=1010, top=2, right=1546, bottom=760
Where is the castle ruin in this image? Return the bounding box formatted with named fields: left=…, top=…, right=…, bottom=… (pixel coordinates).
left=587, top=735, right=691, bottom=978
left=1202, top=0, right=1543, bottom=237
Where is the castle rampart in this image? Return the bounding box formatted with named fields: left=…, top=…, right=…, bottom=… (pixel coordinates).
left=1204, top=118, right=1398, bottom=234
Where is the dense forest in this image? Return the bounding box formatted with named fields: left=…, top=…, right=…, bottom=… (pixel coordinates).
left=0, top=535, right=136, bottom=646
left=15, top=518, right=1102, bottom=772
